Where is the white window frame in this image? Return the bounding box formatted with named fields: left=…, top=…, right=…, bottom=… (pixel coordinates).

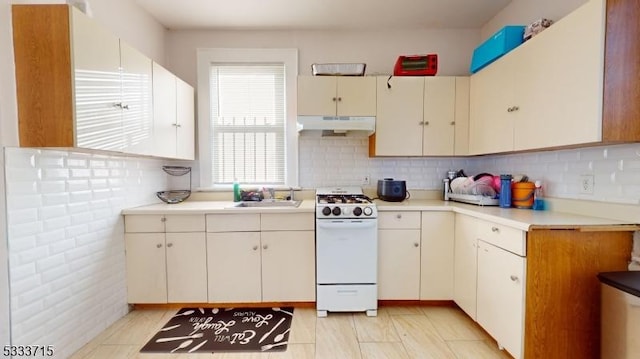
left=196, top=48, right=298, bottom=189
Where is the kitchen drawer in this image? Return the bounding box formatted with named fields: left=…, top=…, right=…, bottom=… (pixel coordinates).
left=165, top=215, right=205, bottom=232
left=477, top=220, right=526, bottom=256
left=261, top=213, right=314, bottom=231
left=378, top=211, right=421, bottom=229
left=206, top=214, right=260, bottom=232
left=125, top=215, right=165, bottom=233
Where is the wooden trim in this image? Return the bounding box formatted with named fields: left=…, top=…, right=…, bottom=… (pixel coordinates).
left=133, top=302, right=316, bottom=310
left=602, top=0, right=640, bottom=142
left=524, top=229, right=632, bottom=359
left=368, top=133, right=376, bottom=157
left=12, top=5, right=74, bottom=147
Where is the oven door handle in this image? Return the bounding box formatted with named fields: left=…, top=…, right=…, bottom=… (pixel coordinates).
left=317, top=220, right=377, bottom=230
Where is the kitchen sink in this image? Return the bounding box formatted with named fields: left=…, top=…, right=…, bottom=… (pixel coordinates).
left=232, top=200, right=302, bottom=208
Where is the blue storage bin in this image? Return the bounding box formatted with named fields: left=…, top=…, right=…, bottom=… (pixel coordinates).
left=470, top=25, right=525, bottom=74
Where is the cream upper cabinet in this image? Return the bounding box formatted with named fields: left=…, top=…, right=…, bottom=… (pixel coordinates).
left=453, top=214, right=479, bottom=320
left=374, top=77, right=424, bottom=156
left=373, top=76, right=468, bottom=156
left=512, top=0, right=604, bottom=151
left=469, top=0, right=605, bottom=155
left=297, top=76, right=376, bottom=116
left=152, top=62, right=195, bottom=160
left=476, top=240, right=525, bottom=359
left=420, top=211, right=455, bottom=300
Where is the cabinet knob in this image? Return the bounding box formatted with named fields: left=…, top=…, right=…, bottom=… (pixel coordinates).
left=507, top=106, right=513, bottom=112
left=424, top=121, right=430, bottom=126
left=160, top=217, right=166, bottom=222
left=167, top=243, right=173, bottom=248
left=419, top=121, right=424, bottom=125
left=263, top=244, right=268, bottom=250
left=510, top=275, right=519, bottom=282
left=414, top=242, right=419, bottom=247
left=172, top=123, right=182, bottom=128
left=337, top=97, right=342, bottom=102
left=252, top=245, right=258, bottom=251
left=332, top=97, right=337, bottom=102
left=450, top=121, right=455, bottom=125
left=491, top=227, right=499, bottom=233
left=121, top=104, right=130, bottom=110
left=512, top=106, right=519, bottom=111
left=156, top=243, right=162, bottom=248
left=396, top=214, right=402, bottom=219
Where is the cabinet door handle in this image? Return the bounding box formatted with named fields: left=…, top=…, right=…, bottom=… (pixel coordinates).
left=167, top=243, right=173, bottom=248
left=507, top=106, right=513, bottom=112
left=491, top=227, right=499, bottom=233
left=121, top=104, right=130, bottom=110
left=512, top=106, right=519, bottom=111
left=263, top=244, right=268, bottom=250
left=510, top=275, right=519, bottom=282
left=172, top=123, right=182, bottom=128
left=156, top=243, right=162, bottom=248
left=414, top=242, right=419, bottom=247
left=252, top=245, right=258, bottom=251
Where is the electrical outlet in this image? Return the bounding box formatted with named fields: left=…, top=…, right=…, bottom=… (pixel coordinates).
left=362, top=175, right=370, bottom=185
left=579, top=174, right=594, bottom=194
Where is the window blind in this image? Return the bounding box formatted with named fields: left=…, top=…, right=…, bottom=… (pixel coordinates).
left=209, top=64, right=285, bottom=185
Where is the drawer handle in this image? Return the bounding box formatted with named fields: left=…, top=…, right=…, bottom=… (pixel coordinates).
left=337, top=290, right=358, bottom=295
left=252, top=245, right=258, bottom=251
left=156, top=244, right=162, bottom=248
left=414, top=242, right=419, bottom=247
left=510, top=275, right=519, bottom=282
left=491, top=227, right=499, bottom=233
left=167, top=243, right=173, bottom=248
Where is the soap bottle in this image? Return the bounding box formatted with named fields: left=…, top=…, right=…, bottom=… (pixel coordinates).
left=233, top=179, right=241, bottom=202
left=533, top=180, right=545, bottom=210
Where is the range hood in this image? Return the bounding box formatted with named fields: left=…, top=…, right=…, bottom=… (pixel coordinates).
left=296, top=116, right=375, bottom=135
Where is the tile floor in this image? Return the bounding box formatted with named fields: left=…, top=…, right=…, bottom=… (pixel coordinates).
left=70, top=306, right=513, bottom=358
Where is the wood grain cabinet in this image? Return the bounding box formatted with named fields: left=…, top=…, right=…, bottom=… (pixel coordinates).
left=206, top=213, right=315, bottom=303
left=297, top=76, right=376, bottom=116
left=469, top=0, right=605, bottom=154
left=124, top=215, right=207, bottom=303
left=371, top=76, right=469, bottom=156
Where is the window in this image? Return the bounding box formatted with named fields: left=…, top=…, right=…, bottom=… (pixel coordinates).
left=197, top=49, right=298, bottom=189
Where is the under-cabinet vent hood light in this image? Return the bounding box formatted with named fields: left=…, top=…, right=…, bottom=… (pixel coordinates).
left=296, top=116, right=375, bottom=135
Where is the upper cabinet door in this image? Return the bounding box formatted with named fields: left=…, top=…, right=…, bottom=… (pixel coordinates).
left=71, top=6, right=123, bottom=151
left=297, top=76, right=337, bottom=115
left=374, top=76, right=424, bottom=156
left=152, top=62, right=178, bottom=158
left=513, top=0, right=604, bottom=151
left=176, top=77, right=195, bottom=160
left=120, top=41, right=153, bottom=155
left=423, top=77, right=456, bottom=155
left=335, top=77, right=376, bottom=116
left=469, top=53, right=516, bottom=155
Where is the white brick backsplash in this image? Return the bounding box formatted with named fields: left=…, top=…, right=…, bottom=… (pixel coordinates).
left=299, top=136, right=640, bottom=204
left=4, top=147, right=167, bottom=357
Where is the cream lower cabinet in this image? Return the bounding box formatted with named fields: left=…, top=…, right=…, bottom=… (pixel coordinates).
left=378, top=211, right=422, bottom=299
left=453, top=214, right=479, bottom=320
left=124, top=214, right=207, bottom=303
left=477, top=240, right=525, bottom=359
left=420, top=211, right=455, bottom=299
left=207, top=213, right=315, bottom=303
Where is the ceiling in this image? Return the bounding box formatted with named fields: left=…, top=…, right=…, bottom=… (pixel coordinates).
left=134, top=0, right=512, bottom=31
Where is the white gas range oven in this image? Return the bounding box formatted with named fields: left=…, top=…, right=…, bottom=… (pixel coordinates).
left=315, top=187, right=378, bottom=317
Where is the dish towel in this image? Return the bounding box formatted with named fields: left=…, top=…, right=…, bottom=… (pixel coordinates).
left=629, top=231, right=640, bottom=271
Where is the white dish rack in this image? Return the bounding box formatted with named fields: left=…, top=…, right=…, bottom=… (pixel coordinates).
left=448, top=193, right=499, bottom=206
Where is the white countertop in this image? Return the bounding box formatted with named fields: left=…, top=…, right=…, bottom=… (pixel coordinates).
left=122, top=199, right=638, bottom=232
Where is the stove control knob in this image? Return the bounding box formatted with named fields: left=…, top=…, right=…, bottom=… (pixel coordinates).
left=353, top=207, right=363, bottom=216
left=363, top=207, right=373, bottom=216
left=322, top=206, right=332, bottom=216
left=332, top=207, right=341, bottom=216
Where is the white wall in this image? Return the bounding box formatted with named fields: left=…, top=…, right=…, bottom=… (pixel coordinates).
left=481, top=0, right=588, bottom=38
left=0, top=0, right=167, bottom=352
left=166, top=28, right=481, bottom=86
